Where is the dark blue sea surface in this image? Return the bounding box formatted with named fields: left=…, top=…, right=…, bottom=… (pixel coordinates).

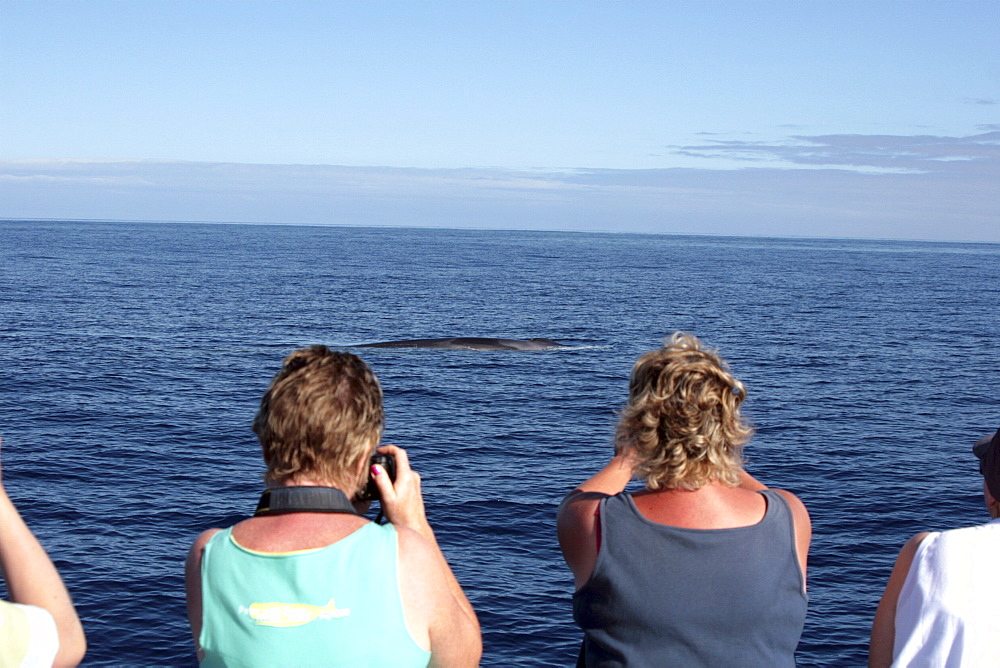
left=1, top=219, right=999, bottom=666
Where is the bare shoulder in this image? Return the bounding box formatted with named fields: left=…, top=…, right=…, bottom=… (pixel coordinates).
left=393, top=526, right=437, bottom=652
left=898, top=532, right=931, bottom=565
left=868, top=530, right=934, bottom=667
left=189, top=529, right=222, bottom=557
left=770, top=489, right=812, bottom=583
left=195, top=528, right=223, bottom=546
left=394, top=526, right=452, bottom=610
left=395, top=525, right=482, bottom=666
left=557, top=491, right=610, bottom=590
left=186, top=529, right=222, bottom=577
left=770, top=488, right=808, bottom=513
left=556, top=491, right=606, bottom=559
left=395, top=525, right=439, bottom=570
left=883, top=531, right=933, bottom=591
left=557, top=490, right=607, bottom=529
left=771, top=489, right=811, bottom=527
left=883, top=532, right=932, bottom=596
left=559, top=489, right=608, bottom=507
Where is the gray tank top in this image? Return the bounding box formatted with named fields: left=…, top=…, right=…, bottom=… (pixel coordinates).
left=572, top=489, right=807, bottom=667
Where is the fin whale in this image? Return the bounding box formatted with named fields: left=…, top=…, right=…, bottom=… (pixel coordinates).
left=357, top=337, right=569, bottom=351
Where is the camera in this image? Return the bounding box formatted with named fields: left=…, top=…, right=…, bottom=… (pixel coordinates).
left=359, top=452, right=397, bottom=501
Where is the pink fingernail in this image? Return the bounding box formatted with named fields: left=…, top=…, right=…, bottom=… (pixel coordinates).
left=371, top=465, right=381, bottom=476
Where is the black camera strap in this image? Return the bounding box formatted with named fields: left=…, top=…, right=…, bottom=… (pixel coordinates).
left=254, top=486, right=358, bottom=516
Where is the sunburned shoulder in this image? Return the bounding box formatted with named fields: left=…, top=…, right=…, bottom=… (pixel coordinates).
left=191, top=528, right=223, bottom=553
left=558, top=489, right=612, bottom=513
left=767, top=489, right=810, bottom=520
left=557, top=490, right=613, bottom=541
left=186, top=529, right=223, bottom=572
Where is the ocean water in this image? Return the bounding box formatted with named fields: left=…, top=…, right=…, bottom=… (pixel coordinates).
left=1, top=219, right=999, bottom=666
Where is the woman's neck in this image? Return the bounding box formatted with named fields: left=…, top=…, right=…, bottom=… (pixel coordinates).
left=268, top=476, right=350, bottom=490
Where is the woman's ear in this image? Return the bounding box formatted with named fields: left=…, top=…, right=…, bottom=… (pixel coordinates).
left=348, top=449, right=373, bottom=492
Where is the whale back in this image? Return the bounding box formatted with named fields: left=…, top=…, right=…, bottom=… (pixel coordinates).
left=357, top=337, right=567, bottom=351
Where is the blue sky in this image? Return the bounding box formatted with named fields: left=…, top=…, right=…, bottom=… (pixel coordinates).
left=1, top=1, right=998, bottom=241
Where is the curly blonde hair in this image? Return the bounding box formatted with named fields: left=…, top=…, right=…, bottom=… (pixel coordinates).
left=616, top=332, right=752, bottom=490
left=253, top=346, right=384, bottom=489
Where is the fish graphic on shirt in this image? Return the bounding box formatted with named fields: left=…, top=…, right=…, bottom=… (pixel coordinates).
left=243, top=597, right=350, bottom=627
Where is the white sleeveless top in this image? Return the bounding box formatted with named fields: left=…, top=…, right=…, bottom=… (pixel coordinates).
left=893, top=518, right=1000, bottom=667
left=0, top=600, right=58, bottom=667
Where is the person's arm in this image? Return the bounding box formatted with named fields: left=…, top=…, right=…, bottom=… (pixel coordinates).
left=869, top=532, right=929, bottom=668
left=0, top=437, right=87, bottom=668
left=184, top=528, right=221, bottom=660
left=565, top=452, right=637, bottom=499
left=556, top=453, right=636, bottom=589
left=372, top=445, right=481, bottom=668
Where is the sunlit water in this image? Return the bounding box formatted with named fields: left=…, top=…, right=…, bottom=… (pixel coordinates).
left=1, top=220, right=999, bottom=666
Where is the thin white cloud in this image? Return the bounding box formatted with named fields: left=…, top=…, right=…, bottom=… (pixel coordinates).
left=669, top=132, right=1000, bottom=175
left=1, top=143, right=998, bottom=242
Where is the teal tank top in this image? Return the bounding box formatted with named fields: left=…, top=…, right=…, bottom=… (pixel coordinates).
left=199, top=522, right=431, bottom=668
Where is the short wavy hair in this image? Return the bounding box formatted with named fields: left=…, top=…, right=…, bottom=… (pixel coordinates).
left=616, top=332, right=752, bottom=491
left=253, top=346, right=384, bottom=489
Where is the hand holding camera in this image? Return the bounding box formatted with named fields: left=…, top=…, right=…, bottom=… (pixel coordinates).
left=359, top=452, right=397, bottom=501
left=368, top=444, right=432, bottom=540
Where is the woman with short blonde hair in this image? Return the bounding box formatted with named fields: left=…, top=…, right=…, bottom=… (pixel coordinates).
left=558, top=333, right=811, bottom=666
left=186, top=346, right=481, bottom=667
left=253, top=346, right=384, bottom=490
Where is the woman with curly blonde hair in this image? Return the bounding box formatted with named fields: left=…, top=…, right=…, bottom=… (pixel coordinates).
left=558, top=333, right=811, bottom=667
